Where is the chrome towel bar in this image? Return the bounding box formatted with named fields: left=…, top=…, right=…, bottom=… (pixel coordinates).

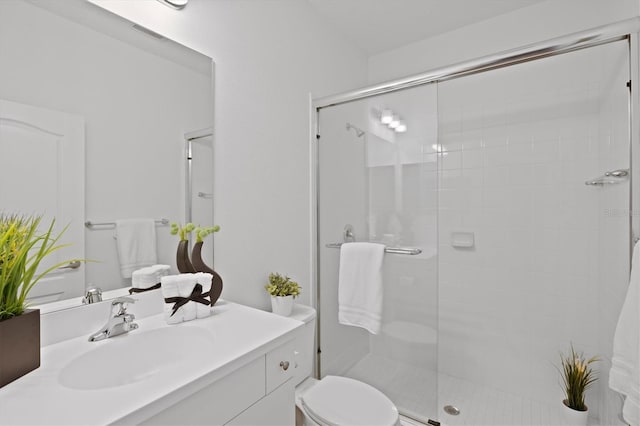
left=85, top=218, right=170, bottom=228
left=585, top=169, right=629, bottom=186
left=325, top=242, right=422, bottom=255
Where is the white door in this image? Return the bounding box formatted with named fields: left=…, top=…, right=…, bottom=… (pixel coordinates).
left=0, top=99, right=85, bottom=304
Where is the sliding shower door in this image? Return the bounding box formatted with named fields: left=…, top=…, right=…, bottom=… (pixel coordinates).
left=317, top=83, right=439, bottom=422
left=316, top=37, right=631, bottom=425
left=436, top=40, right=630, bottom=425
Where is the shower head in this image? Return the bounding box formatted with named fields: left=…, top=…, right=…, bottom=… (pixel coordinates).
left=346, top=123, right=365, bottom=138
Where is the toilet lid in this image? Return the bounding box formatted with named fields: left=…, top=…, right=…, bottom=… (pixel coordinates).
left=301, top=376, right=399, bottom=426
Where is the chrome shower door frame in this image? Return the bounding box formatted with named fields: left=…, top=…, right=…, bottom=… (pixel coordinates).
left=310, top=17, right=640, bottom=381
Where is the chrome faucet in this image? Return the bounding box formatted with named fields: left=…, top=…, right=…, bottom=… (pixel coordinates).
left=88, top=297, right=138, bottom=342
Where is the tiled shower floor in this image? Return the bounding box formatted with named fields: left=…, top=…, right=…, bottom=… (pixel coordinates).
left=344, top=353, right=592, bottom=425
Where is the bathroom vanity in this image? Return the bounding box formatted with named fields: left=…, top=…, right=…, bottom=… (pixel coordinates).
left=0, top=295, right=302, bottom=425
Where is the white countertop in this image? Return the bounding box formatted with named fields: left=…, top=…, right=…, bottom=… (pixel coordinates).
left=0, top=301, right=303, bottom=425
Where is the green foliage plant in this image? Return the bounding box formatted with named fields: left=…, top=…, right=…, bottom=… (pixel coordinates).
left=0, top=214, right=77, bottom=320
left=559, top=344, right=599, bottom=411
left=170, top=222, right=195, bottom=241
left=171, top=222, right=220, bottom=242
left=265, top=273, right=301, bottom=298
left=194, top=225, right=220, bottom=243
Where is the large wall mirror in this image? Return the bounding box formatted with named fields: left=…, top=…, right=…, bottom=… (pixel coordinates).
left=0, top=0, right=214, bottom=309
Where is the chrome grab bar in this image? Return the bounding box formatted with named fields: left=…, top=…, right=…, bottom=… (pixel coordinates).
left=325, top=242, right=422, bottom=255
left=84, top=218, right=169, bottom=228
left=605, top=169, right=629, bottom=178
left=585, top=169, right=629, bottom=186
left=58, top=260, right=81, bottom=270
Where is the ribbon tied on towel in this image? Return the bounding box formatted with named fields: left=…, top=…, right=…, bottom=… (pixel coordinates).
left=129, top=283, right=161, bottom=294
left=164, top=283, right=210, bottom=317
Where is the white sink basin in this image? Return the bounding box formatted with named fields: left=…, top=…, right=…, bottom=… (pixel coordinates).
left=59, top=325, right=215, bottom=390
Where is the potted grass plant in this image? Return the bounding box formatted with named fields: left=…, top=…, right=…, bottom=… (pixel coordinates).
left=0, top=214, right=76, bottom=387
left=558, top=344, right=599, bottom=425
left=265, top=273, right=301, bottom=316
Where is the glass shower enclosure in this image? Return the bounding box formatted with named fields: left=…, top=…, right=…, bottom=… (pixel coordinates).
left=315, top=34, right=632, bottom=425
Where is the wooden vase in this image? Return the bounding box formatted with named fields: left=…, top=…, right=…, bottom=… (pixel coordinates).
left=176, top=240, right=196, bottom=273
left=191, top=241, right=223, bottom=306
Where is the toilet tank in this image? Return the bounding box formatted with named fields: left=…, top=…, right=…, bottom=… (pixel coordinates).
left=288, top=304, right=317, bottom=386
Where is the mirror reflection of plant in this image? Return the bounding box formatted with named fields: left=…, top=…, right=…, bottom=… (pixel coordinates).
left=170, top=222, right=195, bottom=241
left=195, top=225, right=220, bottom=243
left=558, top=344, right=599, bottom=411
left=0, top=214, right=78, bottom=320
left=171, top=223, right=220, bottom=242
left=265, top=273, right=301, bottom=297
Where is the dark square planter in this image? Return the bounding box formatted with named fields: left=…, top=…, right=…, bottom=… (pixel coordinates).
left=0, top=309, right=40, bottom=388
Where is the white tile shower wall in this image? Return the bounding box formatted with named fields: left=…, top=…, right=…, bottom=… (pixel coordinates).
left=436, top=43, right=622, bottom=420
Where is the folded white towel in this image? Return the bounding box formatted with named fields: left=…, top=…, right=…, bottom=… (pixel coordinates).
left=178, top=276, right=197, bottom=322
left=194, top=272, right=213, bottom=318
left=132, top=264, right=171, bottom=290
left=161, top=275, right=184, bottom=325
left=161, top=273, right=212, bottom=324
left=115, top=218, right=157, bottom=279
left=156, top=264, right=171, bottom=279
left=338, top=242, right=385, bottom=334
left=609, top=240, right=640, bottom=426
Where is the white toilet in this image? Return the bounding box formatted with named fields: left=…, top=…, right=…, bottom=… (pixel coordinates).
left=289, top=304, right=400, bottom=426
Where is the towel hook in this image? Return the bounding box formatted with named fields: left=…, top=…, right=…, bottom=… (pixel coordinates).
left=343, top=224, right=355, bottom=243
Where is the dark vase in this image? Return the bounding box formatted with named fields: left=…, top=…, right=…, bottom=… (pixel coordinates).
left=191, top=241, right=223, bottom=306
left=176, top=240, right=196, bottom=273
left=0, top=309, right=40, bottom=388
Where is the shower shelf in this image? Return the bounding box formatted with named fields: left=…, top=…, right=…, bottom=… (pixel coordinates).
left=325, top=243, right=422, bottom=255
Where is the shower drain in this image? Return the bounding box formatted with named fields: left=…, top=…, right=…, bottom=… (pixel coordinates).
left=444, top=405, right=461, bottom=416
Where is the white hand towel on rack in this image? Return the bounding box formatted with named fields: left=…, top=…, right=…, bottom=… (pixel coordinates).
left=609, top=240, right=640, bottom=426
left=338, top=242, right=385, bottom=335
left=115, top=218, right=157, bottom=278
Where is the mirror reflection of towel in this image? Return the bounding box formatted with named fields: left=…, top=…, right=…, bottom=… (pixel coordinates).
left=115, top=218, right=157, bottom=278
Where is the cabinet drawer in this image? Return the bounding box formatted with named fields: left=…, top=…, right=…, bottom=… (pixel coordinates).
left=265, top=339, right=296, bottom=394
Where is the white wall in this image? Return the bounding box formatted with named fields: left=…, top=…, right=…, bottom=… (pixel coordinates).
left=89, top=0, right=369, bottom=309
left=0, top=0, right=212, bottom=291
left=368, top=0, right=639, bottom=83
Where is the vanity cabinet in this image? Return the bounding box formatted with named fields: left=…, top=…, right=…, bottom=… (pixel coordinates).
left=139, top=339, right=296, bottom=425
left=0, top=300, right=302, bottom=426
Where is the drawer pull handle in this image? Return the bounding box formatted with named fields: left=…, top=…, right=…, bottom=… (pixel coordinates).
left=279, top=361, right=290, bottom=371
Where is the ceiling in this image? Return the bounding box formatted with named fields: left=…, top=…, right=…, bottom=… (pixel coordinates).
left=307, top=0, right=547, bottom=55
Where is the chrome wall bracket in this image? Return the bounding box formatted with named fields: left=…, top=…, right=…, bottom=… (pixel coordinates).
left=585, top=169, right=629, bottom=186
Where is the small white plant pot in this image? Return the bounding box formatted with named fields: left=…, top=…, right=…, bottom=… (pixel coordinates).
left=561, top=400, right=588, bottom=426
left=270, top=295, right=294, bottom=316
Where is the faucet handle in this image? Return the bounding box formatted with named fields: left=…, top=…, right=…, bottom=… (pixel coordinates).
left=112, top=296, right=136, bottom=305
left=112, top=296, right=136, bottom=315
